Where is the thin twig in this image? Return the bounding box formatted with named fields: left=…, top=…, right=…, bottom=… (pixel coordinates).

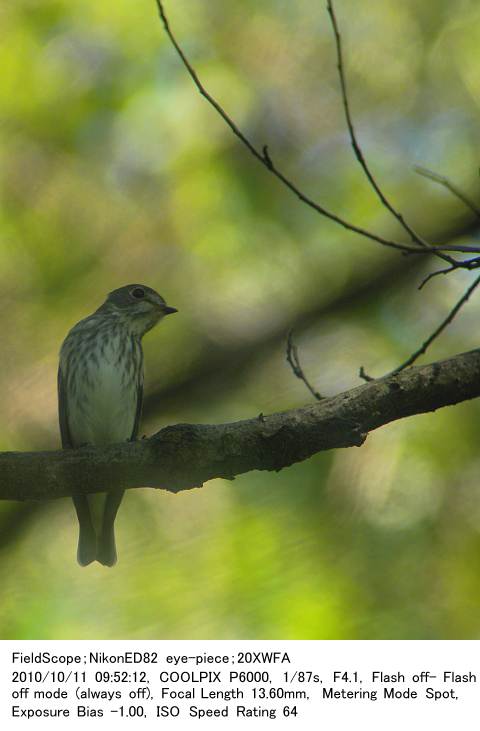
left=156, top=0, right=480, bottom=383
left=155, top=0, right=426, bottom=257
left=418, top=264, right=458, bottom=290
left=286, top=330, right=323, bottom=400
left=154, top=2, right=480, bottom=264
left=358, top=366, right=374, bottom=382
left=326, top=0, right=456, bottom=267
left=361, top=274, right=480, bottom=381
left=406, top=243, right=480, bottom=255
left=389, top=274, right=480, bottom=373
left=416, top=258, right=480, bottom=290
left=326, top=3, right=423, bottom=245
left=415, top=165, right=480, bottom=219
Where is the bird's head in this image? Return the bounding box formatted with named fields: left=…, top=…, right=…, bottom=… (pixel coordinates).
left=99, top=284, right=177, bottom=335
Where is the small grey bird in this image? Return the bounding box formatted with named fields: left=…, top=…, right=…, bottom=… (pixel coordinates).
left=58, top=284, right=177, bottom=567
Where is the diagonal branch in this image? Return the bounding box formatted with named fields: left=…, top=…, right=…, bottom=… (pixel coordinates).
left=2, top=348, right=480, bottom=501
left=415, top=165, right=480, bottom=220
left=154, top=0, right=425, bottom=257
left=153, top=1, right=480, bottom=263
left=388, top=274, right=480, bottom=374
left=286, top=330, right=323, bottom=400
left=140, top=213, right=480, bottom=416
left=360, top=275, right=480, bottom=381
left=154, top=0, right=480, bottom=389
left=326, top=0, right=456, bottom=267
left=418, top=257, right=480, bottom=290
left=327, top=0, right=411, bottom=234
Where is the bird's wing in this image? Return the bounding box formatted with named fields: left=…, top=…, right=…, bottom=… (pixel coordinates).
left=58, top=365, right=73, bottom=448
left=130, top=380, right=143, bottom=441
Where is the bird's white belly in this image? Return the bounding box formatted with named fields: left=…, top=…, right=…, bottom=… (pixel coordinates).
left=68, top=356, right=138, bottom=447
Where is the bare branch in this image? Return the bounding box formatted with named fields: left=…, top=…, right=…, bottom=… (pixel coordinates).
left=142, top=212, right=480, bottom=417
left=419, top=244, right=480, bottom=254
left=325, top=1, right=454, bottom=263
left=286, top=330, right=323, bottom=400
left=154, top=2, right=480, bottom=266
left=415, top=165, right=480, bottom=219
left=419, top=257, right=480, bottom=290
left=388, top=274, right=480, bottom=374
left=418, top=264, right=459, bottom=290
left=154, top=0, right=425, bottom=257
left=154, top=0, right=480, bottom=382
left=2, top=349, right=480, bottom=501
left=360, top=274, right=480, bottom=379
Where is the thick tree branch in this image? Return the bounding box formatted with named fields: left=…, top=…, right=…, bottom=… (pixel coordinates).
left=2, top=349, right=480, bottom=501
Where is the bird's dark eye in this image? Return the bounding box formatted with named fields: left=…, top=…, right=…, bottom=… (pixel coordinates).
left=131, top=287, right=145, bottom=299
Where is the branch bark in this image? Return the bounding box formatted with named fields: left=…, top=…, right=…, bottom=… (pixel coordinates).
left=2, top=349, right=480, bottom=501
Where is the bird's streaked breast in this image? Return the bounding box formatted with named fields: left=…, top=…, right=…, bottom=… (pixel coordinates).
left=60, top=323, right=143, bottom=447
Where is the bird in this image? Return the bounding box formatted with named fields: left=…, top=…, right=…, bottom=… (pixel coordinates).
left=58, top=284, right=177, bottom=567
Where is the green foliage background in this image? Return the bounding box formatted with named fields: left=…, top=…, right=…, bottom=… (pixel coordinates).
left=1, top=0, right=480, bottom=639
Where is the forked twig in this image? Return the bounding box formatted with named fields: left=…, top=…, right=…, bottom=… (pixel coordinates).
left=154, top=2, right=480, bottom=260
left=286, top=331, right=323, bottom=401
left=155, top=0, right=480, bottom=386
left=419, top=257, right=480, bottom=290
left=154, top=0, right=426, bottom=257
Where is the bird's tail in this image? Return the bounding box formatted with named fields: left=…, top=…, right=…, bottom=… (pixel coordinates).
left=73, top=490, right=124, bottom=567
left=96, top=525, right=117, bottom=567
left=96, top=489, right=125, bottom=567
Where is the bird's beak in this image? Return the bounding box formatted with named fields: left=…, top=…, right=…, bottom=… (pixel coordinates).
left=163, top=305, right=178, bottom=315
